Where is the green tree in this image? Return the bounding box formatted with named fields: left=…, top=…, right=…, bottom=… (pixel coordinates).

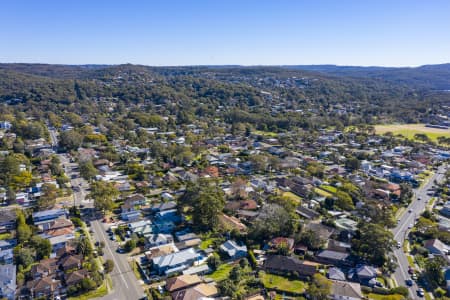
left=79, top=159, right=98, bottom=180
left=77, top=235, right=93, bottom=257
left=307, top=274, right=332, bottom=300
left=425, top=256, right=446, bottom=287
left=88, top=181, right=119, bottom=214
left=207, top=252, right=221, bottom=270
left=37, top=183, right=58, bottom=210
left=30, top=235, right=52, bottom=260
left=16, top=210, right=32, bottom=243
left=181, top=180, right=225, bottom=231
left=104, top=259, right=114, bottom=273
left=352, top=223, right=395, bottom=267
left=14, top=246, right=34, bottom=268
left=345, top=156, right=360, bottom=171
left=335, top=190, right=354, bottom=211
left=59, top=130, right=83, bottom=150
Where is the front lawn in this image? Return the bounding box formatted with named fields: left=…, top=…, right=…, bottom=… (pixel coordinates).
left=320, top=185, right=337, bottom=194
left=0, top=232, right=12, bottom=240
left=314, top=187, right=333, bottom=198
left=68, top=279, right=109, bottom=300
left=259, top=271, right=307, bottom=294
left=367, top=293, right=404, bottom=300
left=208, top=263, right=234, bottom=281
left=282, top=192, right=302, bottom=204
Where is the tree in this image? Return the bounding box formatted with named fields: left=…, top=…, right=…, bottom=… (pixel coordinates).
left=307, top=274, right=332, bottom=300
left=77, top=235, right=93, bottom=257
left=250, top=203, right=298, bottom=241
left=16, top=210, right=32, bottom=243
left=104, top=259, right=114, bottom=273
left=37, top=183, right=58, bottom=210
left=80, top=278, right=97, bottom=291
left=229, top=265, right=242, bottom=282
left=181, top=180, right=225, bottom=231
left=88, top=181, right=119, bottom=214
left=335, top=190, right=354, bottom=211
left=14, top=246, right=34, bottom=268
left=124, top=239, right=136, bottom=252
left=425, top=256, right=446, bottom=287
left=352, top=223, right=395, bottom=267
left=79, top=159, right=98, bottom=180
left=207, top=253, right=221, bottom=270
left=30, top=235, right=51, bottom=260
left=299, top=229, right=325, bottom=250
left=59, top=130, right=83, bottom=150
left=345, top=156, right=360, bottom=171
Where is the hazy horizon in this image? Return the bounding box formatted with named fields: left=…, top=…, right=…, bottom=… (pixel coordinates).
left=2, top=0, right=450, bottom=67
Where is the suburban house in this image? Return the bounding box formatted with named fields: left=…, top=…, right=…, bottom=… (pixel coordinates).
left=0, top=264, right=16, bottom=300
left=171, top=283, right=218, bottom=300
left=0, top=209, right=16, bottom=233
left=220, top=240, right=248, bottom=260
left=263, top=255, right=318, bottom=279
left=165, top=274, right=202, bottom=292
left=315, top=250, right=350, bottom=266
left=424, top=239, right=449, bottom=256
left=331, top=280, right=363, bottom=300
left=152, top=248, right=200, bottom=276
left=32, top=209, right=67, bottom=223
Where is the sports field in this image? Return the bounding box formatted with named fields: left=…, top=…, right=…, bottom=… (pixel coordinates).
left=374, top=124, right=450, bottom=142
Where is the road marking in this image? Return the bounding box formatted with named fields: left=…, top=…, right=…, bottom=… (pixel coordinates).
left=95, top=221, right=129, bottom=289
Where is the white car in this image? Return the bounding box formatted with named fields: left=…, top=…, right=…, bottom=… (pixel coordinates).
left=408, top=224, right=413, bottom=229
left=417, top=288, right=425, bottom=297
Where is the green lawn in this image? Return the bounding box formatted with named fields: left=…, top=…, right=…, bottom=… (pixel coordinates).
left=367, top=293, right=405, bottom=300
left=282, top=192, right=302, bottom=204
left=374, top=124, right=450, bottom=143
left=407, top=255, right=415, bottom=267
left=208, top=263, right=234, bottom=281
left=314, top=187, right=333, bottom=198
left=0, top=233, right=12, bottom=240
left=199, top=237, right=222, bottom=250
left=68, top=280, right=109, bottom=300
left=259, top=271, right=307, bottom=294
left=253, top=130, right=278, bottom=137
left=320, top=185, right=337, bottom=194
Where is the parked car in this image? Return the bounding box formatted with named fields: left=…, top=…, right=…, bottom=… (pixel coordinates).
left=405, top=279, right=413, bottom=286
left=417, top=288, right=425, bottom=297
left=397, top=241, right=402, bottom=248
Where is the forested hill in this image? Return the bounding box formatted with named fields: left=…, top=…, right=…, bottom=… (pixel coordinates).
left=0, top=63, right=449, bottom=127
left=284, top=64, right=450, bottom=90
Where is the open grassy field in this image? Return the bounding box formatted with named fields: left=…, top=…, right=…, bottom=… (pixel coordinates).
left=374, top=124, right=450, bottom=142
left=259, top=271, right=307, bottom=294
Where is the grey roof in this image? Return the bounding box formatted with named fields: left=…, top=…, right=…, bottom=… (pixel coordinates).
left=0, top=264, right=16, bottom=300
left=220, top=240, right=247, bottom=257
left=152, top=248, right=198, bottom=268
left=331, top=280, right=363, bottom=299
left=356, top=265, right=377, bottom=278
left=328, top=267, right=346, bottom=281
left=32, top=208, right=66, bottom=220
left=317, top=250, right=349, bottom=261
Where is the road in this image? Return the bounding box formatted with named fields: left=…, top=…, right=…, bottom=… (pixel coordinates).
left=391, top=164, right=447, bottom=299
left=90, top=220, right=144, bottom=300
left=50, top=129, right=144, bottom=300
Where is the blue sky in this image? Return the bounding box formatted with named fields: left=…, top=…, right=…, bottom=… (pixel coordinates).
left=1, top=0, right=450, bottom=66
